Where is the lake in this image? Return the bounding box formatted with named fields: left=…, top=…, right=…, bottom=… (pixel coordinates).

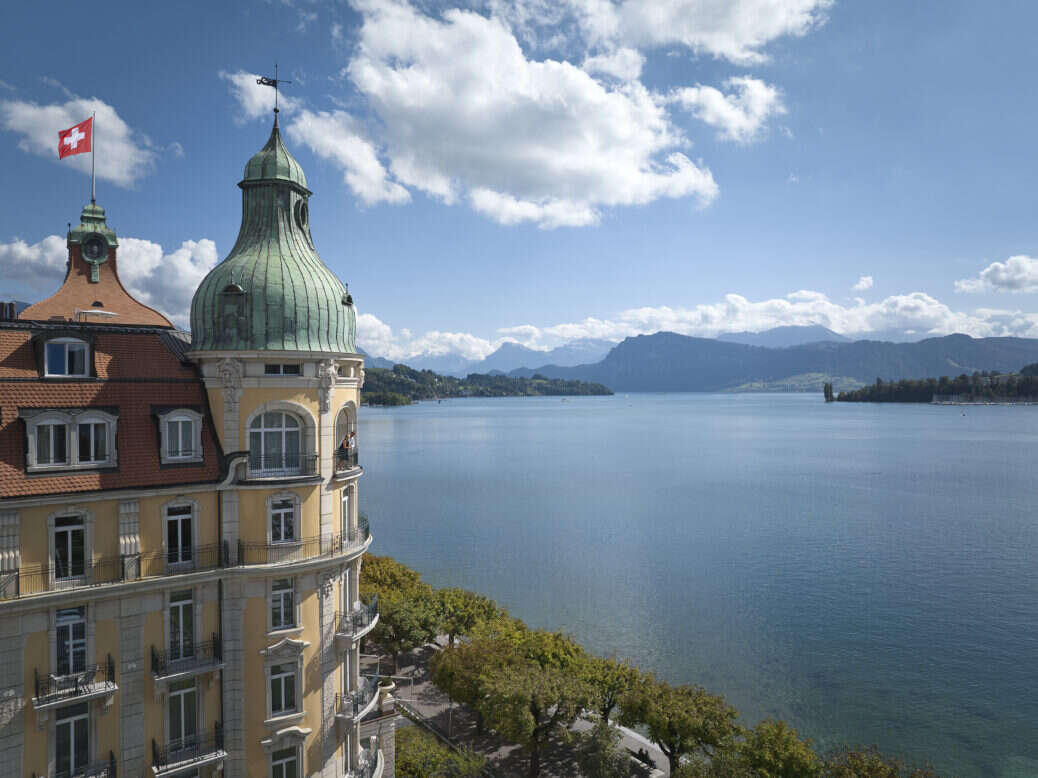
left=358, top=393, right=1038, bottom=777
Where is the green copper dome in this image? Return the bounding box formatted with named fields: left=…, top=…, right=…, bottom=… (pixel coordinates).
left=189, top=117, right=356, bottom=353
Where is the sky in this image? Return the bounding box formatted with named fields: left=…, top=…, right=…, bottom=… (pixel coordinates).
left=2, top=0, right=1038, bottom=362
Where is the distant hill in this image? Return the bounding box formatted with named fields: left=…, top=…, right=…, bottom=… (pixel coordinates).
left=356, top=347, right=396, bottom=369
left=717, top=324, right=849, bottom=348
left=512, top=332, right=1038, bottom=392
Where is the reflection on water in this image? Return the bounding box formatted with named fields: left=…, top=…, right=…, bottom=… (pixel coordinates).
left=360, top=393, right=1038, bottom=777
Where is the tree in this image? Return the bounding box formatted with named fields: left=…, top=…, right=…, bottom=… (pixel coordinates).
left=395, top=726, right=486, bottom=778
left=370, top=587, right=440, bottom=671
left=575, top=720, right=633, bottom=778
left=821, top=746, right=938, bottom=778
left=620, top=679, right=739, bottom=774
left=737, top=719, right=820, bottom=778
left=437, top=587, right=501, bottom=647
left=360, top=554, right=424, bottom=597
left=582, top=656, right=643, bottom=724
left=479, top=659, right=591, bottom=778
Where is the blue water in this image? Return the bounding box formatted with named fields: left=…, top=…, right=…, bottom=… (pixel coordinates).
left=358, top=394, right=1038, bottom=777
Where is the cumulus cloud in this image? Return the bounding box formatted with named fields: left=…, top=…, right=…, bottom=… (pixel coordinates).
left=286, top=110, right=410, bottom=204
left=671, top=76, right=786, bottom=143
left=573, top=0, right=834, bottom=65
left=955, top=255, right=1038, bottom=294
left=335, top=0, right=716, bottom=227
left=0, top=96, right=157, bottom=186
left=854, top=275, right=873, bottom=291
left=219, top=70, right=301, bottom=123
left=583, top=47, right=645, bottom=80
left=355, top=287, right=1038, bottom=362
left=0, top=235, right=218, bottom=327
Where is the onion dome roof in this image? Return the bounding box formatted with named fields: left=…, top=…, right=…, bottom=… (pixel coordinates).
left=189, top=117, right=356, bottom=353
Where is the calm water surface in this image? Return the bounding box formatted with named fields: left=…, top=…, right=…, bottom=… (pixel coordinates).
left=359, top=394, right=1038, bottom=777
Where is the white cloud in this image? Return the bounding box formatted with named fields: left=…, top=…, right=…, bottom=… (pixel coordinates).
left=574, top=0, right=834, bottom=65
left=342, top=0, right=717, bottom=227
left=331, top=22, right=344, bottom=40
left=671, top=76, right=786, bottom=143
left=219, top=70, right=301, bottom=123
left=583, top=47, right=645, bottom=81
left=357, top=288, right=1038, bottom=362
left=286, top=110, right=410, bottom=204
left=0, top=235, right=218, bottom=327
left=854, top=275, right=873, bottom=291
left=0, top=96, right=157, bottom=187
left=955, top=255, right=1038, bottom=294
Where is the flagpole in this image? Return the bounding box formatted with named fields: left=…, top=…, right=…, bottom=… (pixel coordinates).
left=90, top=111, right=96, bottom=204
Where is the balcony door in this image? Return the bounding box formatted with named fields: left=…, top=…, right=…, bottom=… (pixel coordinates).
left=54, top=515, right=85, bottom=580
left=249, top=412, right=301, bottom=473
left=169, top=679, right=198, bottom=751
left=56, top=607, right=86, bottom=676
left=167, top=505, right=194, bottom=568
left=169, top=590, right=195, bottom=662
left=56, top=703, right=89, bottom=777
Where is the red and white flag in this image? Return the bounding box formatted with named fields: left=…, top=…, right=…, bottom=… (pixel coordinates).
left=58, top=117, right=92, bottom=159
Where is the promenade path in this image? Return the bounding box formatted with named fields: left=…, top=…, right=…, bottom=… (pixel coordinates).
left=366, top=639, right=669, bottom=777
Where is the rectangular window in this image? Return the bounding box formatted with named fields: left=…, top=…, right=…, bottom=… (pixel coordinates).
left=270, top=662, right=296, bottom=715
left=167, top=505, right=194, bottom=568
left=272, top=747, right=299, bottom=778
left=54, top=515, right=85, bottom=580
left=78, top=421, right=108, bottom=463
left=264, top=364, right=301, bottom=375
left=46, top=341, right=88, bottom=377
left=271, top=578, right=295, bottom=630
left=56, top=607, right=87, bottom=676
left=271, top=499, right=295, bottom=543
left=56, top=703, right=89, bottom=777
left=37, top=423, right=68, bottom=465
left=169, top=679, right=198, bottom=749
left=169, top=590, right=195, bottom=662
left=167, top=419, right=194, bottom=458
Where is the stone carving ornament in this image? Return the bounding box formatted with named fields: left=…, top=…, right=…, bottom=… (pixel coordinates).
left=317, top=360, right=337, bottom=414
left=218, top=358, right=244, bottom=409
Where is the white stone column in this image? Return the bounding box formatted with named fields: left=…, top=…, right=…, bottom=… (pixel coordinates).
left=319, top=571, right=340, bottom=777
left=118, top=501, right=140, bottom=580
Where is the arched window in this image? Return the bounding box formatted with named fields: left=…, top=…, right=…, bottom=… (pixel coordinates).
left=249, top=412, right=302, bottom=474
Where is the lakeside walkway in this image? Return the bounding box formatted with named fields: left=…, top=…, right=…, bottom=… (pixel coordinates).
left=366, top=639, right=669, bottom=777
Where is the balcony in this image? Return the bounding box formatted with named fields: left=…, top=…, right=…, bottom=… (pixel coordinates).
left=152, top=722, right=226, bottom=776
left=152, top=635, right=223, bottom=681
left=335, top=595, right=379, bottom=643
left=33, top=654, right=117, bottom=711
left=336, top=675, right=379, bottom=722
left=334, top=449, right=360, bottom=476
left=244, top=453, right=319, bottom=481
left=350, top=744, right=384, bottom=778
left=236, top=519, right=370, bottom=566
left=1, top=546, right=230, bottom=602
left=53, top=751, right=117, bottom=778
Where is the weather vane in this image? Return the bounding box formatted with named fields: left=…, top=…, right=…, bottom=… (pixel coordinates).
left=257, top=64, right=292, bottom=114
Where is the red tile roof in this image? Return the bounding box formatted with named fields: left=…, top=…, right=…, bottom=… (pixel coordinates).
left=0, top=325, right=223, bottom=498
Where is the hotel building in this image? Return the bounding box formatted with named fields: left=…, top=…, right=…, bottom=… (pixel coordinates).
left=0, top=115, right=391, bottom=777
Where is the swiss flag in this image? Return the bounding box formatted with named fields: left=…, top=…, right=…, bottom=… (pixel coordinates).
left=58, top=117, right=92, bottom=159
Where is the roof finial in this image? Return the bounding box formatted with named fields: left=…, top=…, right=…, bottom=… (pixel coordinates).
left=257, top=64, right=292, bottom=122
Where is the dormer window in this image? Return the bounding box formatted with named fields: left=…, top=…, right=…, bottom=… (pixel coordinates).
left=22, top=409, right=118, bottom=472
left=36, top=422, right=68, bottom=465
left=45, top=339, right=89, bottom=377
left=156, top=409, right=204, bottom=464
left=265, top=364, right=301, bottom=375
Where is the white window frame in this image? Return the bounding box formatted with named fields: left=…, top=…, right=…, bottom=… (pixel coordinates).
left=157, top=409, right=203, bottom=464
left=249, top=412, right=303, bottom=474
left=49, top=510, right=92, bottom=586
left=267, top=491, right=300, bottom=546
left=167, top=589, right=197, bottom=662
left=264, top=364, right=301, bottom=376
left=26, top=410, right=117, bottom=472
left=269, top=577, right=298, bottom=633
left=167, top=678, right=200, bottom=750
left=271, top=745, right=300, bottom=778
left=164, top=500, right=197, bottom=571
left=269, top=661, right=298, bottom=718
left=55, top=606, right=87, bottom=677
left=54, top=702, right=90, bottom=776
left=44, top=338, right=89, bottom=378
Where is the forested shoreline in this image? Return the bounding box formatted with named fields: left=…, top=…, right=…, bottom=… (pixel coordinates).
left=837, top=366, right=1038, bottom=403
left=361, top=552, right=941, bottom=778
left=362, top=363, right=613, bottom=406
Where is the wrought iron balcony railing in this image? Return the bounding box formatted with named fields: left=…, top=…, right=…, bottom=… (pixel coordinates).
left=335, top=449, right=360, bottom=472
left=244, top=453, right=319, bottom=480
left=336, top=595, right=379, bottom=638
left=336, top=675, right=379, bottom=721
left=34, top=654, right=116, bottom=707
left=54, top=750, right=116, bottom=778
left=351, top=744, right=381, bottom=778
left=152, top=722, right=224, bottom=773
left=152, top=634, right=222, bottom=678
left=237, top=520, right=370, bottom=566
